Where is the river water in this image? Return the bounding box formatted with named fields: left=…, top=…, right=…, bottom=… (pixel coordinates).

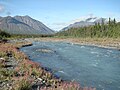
left=20, top=41, right=120, bottom=90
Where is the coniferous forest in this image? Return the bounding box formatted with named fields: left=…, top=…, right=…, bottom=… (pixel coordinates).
left=56, top=18, right=120, bottom=38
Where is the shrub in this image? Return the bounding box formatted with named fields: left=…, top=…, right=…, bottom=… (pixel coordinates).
left=17, top=79, right=31, bottom=90
left=0, top=29, right=11, bottom=39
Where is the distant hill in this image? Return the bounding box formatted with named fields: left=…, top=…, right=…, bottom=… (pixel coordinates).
left=57, top=18, right=120, bottom=38
left=62, top=17, right=108, bottom=31
left=0, top=15, right=54, bottom=35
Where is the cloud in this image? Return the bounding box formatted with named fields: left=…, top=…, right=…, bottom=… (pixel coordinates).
left=0, top=4, right=5, bottom=13
left=69, top=14, right=96, bottom=24
left=51, top=14, right=98, bottom=31
left=54, top=14, right=95, bottom=25
left=6, top=11, right=11, bottom=15
left=0, top=3, right=12, bottom=15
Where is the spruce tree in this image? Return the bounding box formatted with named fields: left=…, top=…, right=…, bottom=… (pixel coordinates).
left=113, top=18, right=116, bottom=24
left=109, top=17, right=111, bottom=25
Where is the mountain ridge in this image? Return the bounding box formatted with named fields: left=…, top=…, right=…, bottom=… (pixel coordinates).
left=0, top=15, right=54, bottom=35
left=62, top=17, right=108, bottom=31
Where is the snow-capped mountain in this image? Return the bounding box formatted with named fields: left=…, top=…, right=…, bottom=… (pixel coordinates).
left=62, top=16, right=108, bottom=31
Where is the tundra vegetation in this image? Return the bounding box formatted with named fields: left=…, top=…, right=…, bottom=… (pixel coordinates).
left=0, top=18, right=119, bottom=90
left=0, top=37, right=95, bottom=90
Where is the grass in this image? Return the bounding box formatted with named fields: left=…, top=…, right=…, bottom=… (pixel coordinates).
left=16, top=79, right=31, bottom=90
left=0, top=69, right=14, bottom=81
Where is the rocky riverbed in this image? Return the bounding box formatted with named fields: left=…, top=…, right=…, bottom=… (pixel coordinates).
left=1, top=37, right=119, bottom=90
left=0, top=39, right=95, bottom=90
left=28, top=38, right=120, bottom=50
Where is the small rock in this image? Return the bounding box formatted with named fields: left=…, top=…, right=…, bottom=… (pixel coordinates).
left=38, top=78, right=42, bottom=81
left=9, top=86, right=13, bottom=90
left=0, top=58, right=5, bottom=60
left=42, top=80, right=45, bottom=83
left=36, top=49, right=54, bottom=53
left=7, top=83, right=9, bottom=86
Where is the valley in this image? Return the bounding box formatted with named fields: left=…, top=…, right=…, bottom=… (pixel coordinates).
left=0, top=14, right=120, bottom=90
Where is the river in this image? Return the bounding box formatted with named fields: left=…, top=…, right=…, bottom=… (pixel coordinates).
left=20, top=41, right=120, bottom=90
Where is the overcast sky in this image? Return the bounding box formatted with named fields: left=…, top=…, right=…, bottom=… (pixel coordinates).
left=0, top=0, right=120, bottom=31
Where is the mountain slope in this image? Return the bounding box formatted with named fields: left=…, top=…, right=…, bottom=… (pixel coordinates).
left=57, top=18, right=120, bottom=38
left=62, top=17, right=107, bottom=31
left=0, top=16, right=54, bottom=34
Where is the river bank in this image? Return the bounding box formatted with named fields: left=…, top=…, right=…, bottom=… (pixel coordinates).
left=1, top=37, right=119, bottom=89
left=0, top=39, right=95, bottom=90
left=28, top=37, right=120, bottom=50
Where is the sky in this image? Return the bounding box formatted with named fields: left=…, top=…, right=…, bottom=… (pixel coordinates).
left=0, top=0, right=120, bottom=31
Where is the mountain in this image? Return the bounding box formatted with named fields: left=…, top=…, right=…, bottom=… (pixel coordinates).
left=62, top=17, right=108, bottom=31
left=0, top=15, right=54, bottom=34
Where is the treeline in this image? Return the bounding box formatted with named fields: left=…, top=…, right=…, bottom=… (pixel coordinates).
left=0, top=29, right=11, bottom=39
left=0, top=29, right=54, bottom=39
left=10, top=34, right=54, bottom=39
left=56, top=18, right=120, bottom=38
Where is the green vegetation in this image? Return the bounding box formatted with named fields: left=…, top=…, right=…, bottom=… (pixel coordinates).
left=0, top=41, right=95, bottom=90
left=56, top=18, right=120, bottom=38
left=10, top=34, right=54, bottom=39
left=1, top=18, right=119, bottom=90
left=17, top=79, right=31, bottom=90
left=0, top=29, right=54, bottom=40
left=0, top=29, right=11, bottom=39
left=1, top=18, right=120, bottom=39
left=0, top=69, right=14, bottom=81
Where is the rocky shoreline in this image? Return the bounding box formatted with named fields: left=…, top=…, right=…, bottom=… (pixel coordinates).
left=2, top=37, right=119, bottom=90
left=1, top=37, right=118, bottom=90
left=0, top=39, right=96, bottom=90
left=29, top=37, right=120, bottom=50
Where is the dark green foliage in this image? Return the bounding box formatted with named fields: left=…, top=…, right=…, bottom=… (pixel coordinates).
left=56, top=19, right=120, bottom=38
left=109, top=17, right=111, bottom=25
left=0, top=29, right=11, bottom=39
left=0, top=29, right=54, bottom=39
left=10, top=34, right=54, bottom=39
left=113, top=18, right=116, bottom=25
